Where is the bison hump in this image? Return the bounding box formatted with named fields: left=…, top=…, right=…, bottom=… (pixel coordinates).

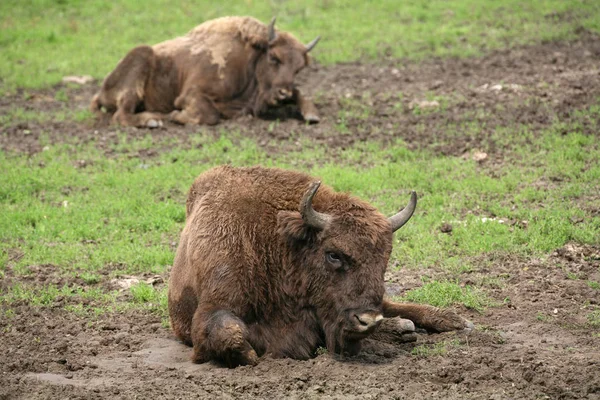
left=188, top=16, right=269, bottom=48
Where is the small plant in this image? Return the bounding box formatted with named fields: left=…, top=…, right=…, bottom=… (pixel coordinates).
left=55, top=89, right=68, bottom=102
left=80, top=272, right=100, bottom=285
left=130, top=282, right=157, bottom=303
left=411, top=339, right=460, bottom=357
left=587, top=310, right=600, bottom=328
left=536, top=312, right=549, bottom=322
left=587, top=281, right=600, bottom=290
left=565, top=270, right=579, bottom=280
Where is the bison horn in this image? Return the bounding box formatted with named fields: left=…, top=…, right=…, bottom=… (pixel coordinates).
left=388, top=191, right=417, bottom=232
left=300, top=181, right=332, bottom=230
left=305, top=36, right=321, bottom=53
left=268, top=17, right=277, bottom=42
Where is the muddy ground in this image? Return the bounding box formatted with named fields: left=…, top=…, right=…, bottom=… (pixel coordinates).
left=1, top=33, right=600, bottom=399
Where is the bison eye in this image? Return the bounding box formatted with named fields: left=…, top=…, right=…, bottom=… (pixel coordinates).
left=269, top=54, right=281, bottom=66
left=325, top=252, right=343, bottom=269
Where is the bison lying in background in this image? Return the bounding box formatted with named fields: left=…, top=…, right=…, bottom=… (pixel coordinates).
left=90, top=16, right=320, bottom=127
left=169, top=166, right=474, bottom=367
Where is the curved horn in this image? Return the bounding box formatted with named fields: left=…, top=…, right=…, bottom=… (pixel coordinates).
left=305, top=36, right=321, bottom=53
left=388, top=191, right=417, bottom=232
left=268, top=17, right=277, bottom=42
left=300, top=181, right=332, bottom=230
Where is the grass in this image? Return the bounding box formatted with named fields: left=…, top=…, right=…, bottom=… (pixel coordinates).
left=1, top=0, right=600, bottom=92
left=1, top=282, right=118, bottom=307
left=399, top=280, right=493, bottom=312
left=1, top=122, right=598, bottom=280
left=588, top=281, right=600, bottom=290
left=588, top=310, right=600, bottom=329
left=411, top=339, right=462, bottom=357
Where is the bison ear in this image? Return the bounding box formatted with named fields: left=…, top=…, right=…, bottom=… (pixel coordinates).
left=277, top=211, right=314, bottom=241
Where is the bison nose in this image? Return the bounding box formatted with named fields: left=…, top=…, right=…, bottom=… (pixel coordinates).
left=354, top=312, right=384, bottom=332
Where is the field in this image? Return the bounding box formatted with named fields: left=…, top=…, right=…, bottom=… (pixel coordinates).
left=1, top=1, right=600, bottom=399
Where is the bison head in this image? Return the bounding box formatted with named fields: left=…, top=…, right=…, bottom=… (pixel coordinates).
left=277, top=182, right=417, bottom=356
left=254, top=18, right=320, bottom=112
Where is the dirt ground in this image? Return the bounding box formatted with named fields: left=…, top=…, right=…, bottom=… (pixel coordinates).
left=2, top=33, right=600, bottom=399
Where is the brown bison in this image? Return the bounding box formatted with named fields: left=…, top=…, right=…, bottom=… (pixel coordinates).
left=168, top=166, right=473, bottom=367
left=90, top=16, right=320, bottom=127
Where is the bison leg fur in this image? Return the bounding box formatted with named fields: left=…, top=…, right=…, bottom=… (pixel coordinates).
left=91, top=46, right=164, bottom=128
left=191, top=308, right=258, bottom=368
left=113, top=92, right=168, bottom=128
left=382, top=299, right=474, bottom=333
left=170, top=90, right=220, bottom=126
left=293, top=88, right=320, bottom=123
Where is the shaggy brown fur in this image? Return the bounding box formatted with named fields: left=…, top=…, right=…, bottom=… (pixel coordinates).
left=168, top=166, right=473, bottom=367
left=90, top=16, right=320, bottom=127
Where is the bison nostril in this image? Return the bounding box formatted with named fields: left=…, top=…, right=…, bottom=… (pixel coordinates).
left=354, top=313, right=384, bottom=329
left=355, top=314, right=369, bottom=326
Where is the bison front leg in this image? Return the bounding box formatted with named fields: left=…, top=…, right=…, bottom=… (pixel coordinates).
left=169, top=89, right=220, bottom=126
left=191, top=307, right=258, bottom=368
left=292, top=88, right=320, bottom=123
left=382, top=299, right=474, bottom=333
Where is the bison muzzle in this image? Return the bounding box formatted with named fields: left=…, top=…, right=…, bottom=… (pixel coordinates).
left=91, top=16, right=321, bottom=128
left=168, top=166, right=473, bottom=367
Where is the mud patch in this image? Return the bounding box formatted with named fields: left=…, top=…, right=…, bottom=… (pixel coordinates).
left=2, top=244, right=599, bottom=399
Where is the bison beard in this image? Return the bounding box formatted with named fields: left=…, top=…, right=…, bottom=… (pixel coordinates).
left=168, top=166, right=474, bottom=367
left=90, top=16, right=321, bottom=127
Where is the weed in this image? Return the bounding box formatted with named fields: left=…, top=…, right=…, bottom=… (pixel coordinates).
left=411, top=339, right=461, bottom=357
left=536, top=312, right=550, bottom=322
left=130, top=282, right=158, bottom=303
left=79, top=272, right=101, bottom=285
left=587, top=281, right=600, bottom=290
left=588, top=310, right=600, bottom=328
left=315, top=347, right=328, bottom=356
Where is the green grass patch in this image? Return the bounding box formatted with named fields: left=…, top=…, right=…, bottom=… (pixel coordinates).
left=1, top=282, right=118, bottom=307
left=1, top=118, right=599, bottom=282
left=399, top=280, right=493, bottom=312
left=1, top=1, right=599, bottom=91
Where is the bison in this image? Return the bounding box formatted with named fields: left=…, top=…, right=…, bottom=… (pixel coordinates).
left=90, top=16, right=321, bottom=128
left=168, top=166, right=473, bottom=367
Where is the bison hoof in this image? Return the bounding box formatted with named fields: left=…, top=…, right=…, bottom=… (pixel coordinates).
left=303, top=113, right=320, bottom=124
left=395, top=318, right=416, bottom=333
left=146, top=119, right=163, bottom=128
left=461, top=319, right=475, bottom=333
left=244, top=349, right=259, bottom=366
left=371, top=317, right=417, bottom=344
